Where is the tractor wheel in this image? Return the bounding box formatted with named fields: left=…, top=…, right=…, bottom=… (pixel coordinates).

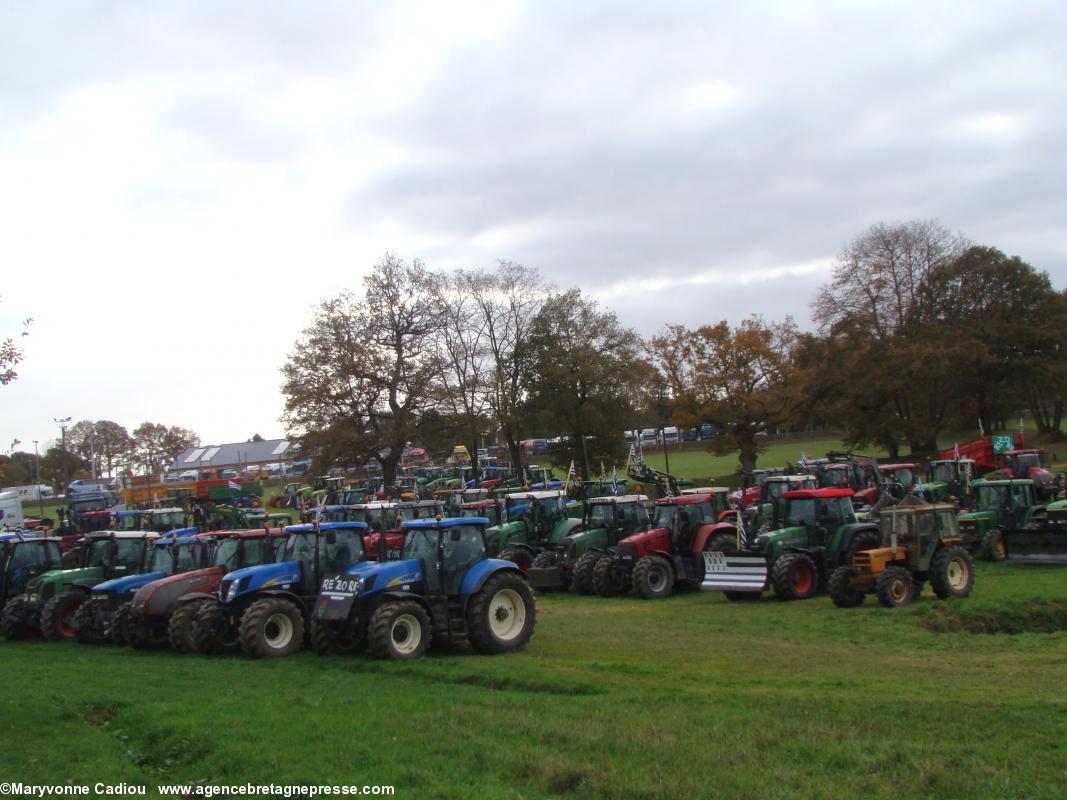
left=631, top=556, right=675, bottom=600
left=111, top=602, right=133, bottom=646
left=168, top=599, right=209, bottom=653
left=467, top=572, right=537, bottom=655
left=930, top=546, right=975, bottom=599
left=708, top=533, right=737, bottom=553
left=530, top=550, right=570, bottom=592
left=129, top=615, right=167, bottom=650
left=71, top=601, right=106, bottom=645
left=572, top=552, right=599, bottom=595
left=309, top=618, right=363, bottom=656
left=592, top=556, right=629, bottom=597
left=874, top=566, right=916, bottom=608
left=828, top=566, right=865, bottom=608
left=981, top=530, right=1005, bottom=562
left=41, top=591, right=87, bottom=641
left=498, top=546, right=533, bottom=573
left=770, top=553, right=819, bottom=601
left=191, top=601, right=242, bottom=655
left=847, top=529, right=881, bottom=557
left=723, top=591, right=761, bottom=602
left=367, top=600, right=431, bottom=660
left=0, top=595, right=34, bottom=640
left=239, top=598, right=305, bottom=659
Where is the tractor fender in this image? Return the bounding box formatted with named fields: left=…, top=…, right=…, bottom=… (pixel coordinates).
left=244, top=589, right=308, bottom=616
left=718, top=509, right=739, bottom=523
left=461, top=559, right=524, bottom=596
left=693, top=522, right=738, bottom=552
left=500, top=542, right=538, bottom=560
left=175, top=591, right=217, bottom=607
left=67, top=582, right=96, bottom=595
left=838, top=523, right=879, bottom=553
left=373, top=590, right=432, bottom=617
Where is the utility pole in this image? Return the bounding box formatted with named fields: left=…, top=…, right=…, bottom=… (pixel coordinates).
left=33, top=440, right=43, bottom=517
left=54, top=416, right=72, bottom=490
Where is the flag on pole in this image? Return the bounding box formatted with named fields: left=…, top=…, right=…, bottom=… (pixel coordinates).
left=979, top=418, right=984, bottom=435
left=953, top=442, right=961, bottom=461
left=1019, top=417, right=1025, bottom=435
left=627, top=442, right=638, bottom=468
left=611, top=465, right=619, bottom=495
left=564, top=460, right=576, bottom=490
left=798, top=452, right=810, bottom=469
left=736, top=509, right=747, bottom=549
left=600, top=461, right=606, bottom=480
left=413, top=481, right=421, bottom=500
left=228, top=480, right=240, bottom=491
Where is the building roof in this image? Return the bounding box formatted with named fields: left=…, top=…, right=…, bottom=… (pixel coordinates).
left=167, top=439, right=296, bottom=472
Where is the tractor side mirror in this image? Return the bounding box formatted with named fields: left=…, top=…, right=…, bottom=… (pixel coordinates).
left=450, top=529, right=462, bottom=542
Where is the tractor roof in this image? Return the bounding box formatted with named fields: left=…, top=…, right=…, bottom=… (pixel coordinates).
left=460, top=499, right=499, bottom=509
left=1003, top=449, right=1042, bottom=456
left=153, top=535, right=199, bottom=547
left=680, top=486, right=729, bottom=495
left=114, top=510, right=145, bottom=517
left=972, top=478, right=1033, bottom=487
left=150, top=508, right=185, bottom=514
left=217, top=528, right=287, bottom=539
left=767, top=475, right=816, bottom=483
left=88, top=531, right=160, bottom=540
left=880, top=463, right=918, bottom=471
left=588, top=494, right=648, bottom=505
left=284, top=521, right=369, bottom=533
left=351, top=502, right=397, bottom=510
left=783, top=488, right=854, bottom=499
left=505, top=490, right=565, bottom=501
left=929, top=458, right=976, bottom=465
left=397, top=500, right=445, bottom=508
left=655, top=494, right=714, bottom=506
left=403, top=517, right=489, bottom=529
left=882, top=503, right=956, bottom=513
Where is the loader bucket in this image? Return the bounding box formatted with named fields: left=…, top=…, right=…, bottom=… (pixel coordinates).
left=1002, top=528, right=1067, bottom=564
left=700, top=552, right=768, bottom=592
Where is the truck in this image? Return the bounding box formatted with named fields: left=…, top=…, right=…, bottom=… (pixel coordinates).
left=0, top=491, right=24, bottom=531
left=1, top=485, right=54, bottom=503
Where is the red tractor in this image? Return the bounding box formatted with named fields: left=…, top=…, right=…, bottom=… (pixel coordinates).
left=592, top=494, right=739, bottom=599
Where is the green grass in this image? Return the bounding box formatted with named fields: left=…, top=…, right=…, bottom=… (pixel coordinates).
left=1, top=563, right=1065, bottom=799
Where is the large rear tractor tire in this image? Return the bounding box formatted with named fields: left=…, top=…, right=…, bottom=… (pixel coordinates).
left=0, top=595, right=34, bottom=640
left=981, top=530, right=1005, bottom=562
left=71, top=601, right=106, bottom=645
left=631, top=556, right=675, bottom=600
left=309, top=618, right=363, bottom=656
left=874, top=566, right=916, bottom=608
left=41, top=591, right=87, bottom=642
left=771, top=553, right=819, bottom=601
left=367, top=600, right=431, bottom=660
left=239, top=598, right=305, bottom=658
left=111, top=602, right=133, bottom=646
left=467, top=572, right=536, bottom=655
left=498, top=546, right=534, bottom=573
left=572, top=552, right=600, bottom=595
left=168, top=599, right=209, bottom=653
left=829, top=566, right=866, bottom=608
left=592, top=556, right=628, bottom=597
left=930, top=546, right=975, bottom=599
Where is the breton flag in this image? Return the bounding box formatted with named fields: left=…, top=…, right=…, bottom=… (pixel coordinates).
left=564, top=460, right=577, bottom=490
left=228, top=480, right=240, bottom=491
left=798, top=452, right=810, bottom=469
left=953, top=442, right=961, bottom=461
left=611, top=465, right=620, bottom=495
left=736, top=509, right=747, bottom=549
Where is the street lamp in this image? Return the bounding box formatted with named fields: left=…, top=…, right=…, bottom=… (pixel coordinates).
left=33, top=440, right=43, bottom=517
left=54, top=416, right=72, bottom=489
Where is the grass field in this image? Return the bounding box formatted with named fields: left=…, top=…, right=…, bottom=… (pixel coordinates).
left=1, top=564, right=1065, bottom=799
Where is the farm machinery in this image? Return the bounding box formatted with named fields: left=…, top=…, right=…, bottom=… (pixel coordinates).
left=957, top=479, right=1049, bottom=561
left=700, top=487, right=881, bottom=601
left=189, top=521, right=369, bottom=657
left=829, top=503, right=975, bottom=608
left=526, top=494, right=650, bottom=593
left=591, top=493, right=740, bottom=599
left=72, top=532, right=213, bottom=645
left=740, top=474, right=818, bottom=533
left=1001, top=498, right=1067, bottom=564
left=489, top=490, right=582, bottom=570
left=0, top=531, right=159, bottom=641
left=310, top=516, right=535, bottom=660
left=125, top=528, right=287, bottom=651
left=0, top=533, right=63, bottom=634
left=915, top=459, right=978, bottom=505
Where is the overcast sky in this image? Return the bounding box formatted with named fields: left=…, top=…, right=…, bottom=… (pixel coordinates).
left=2, top=0, right=1064, bottom=454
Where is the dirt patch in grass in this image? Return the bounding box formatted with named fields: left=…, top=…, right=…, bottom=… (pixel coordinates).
left=81, top=703, right=114, bottom=726
left=916, top=599, right=1067, bottom=634
left=351, top=661, right=603, bottom=695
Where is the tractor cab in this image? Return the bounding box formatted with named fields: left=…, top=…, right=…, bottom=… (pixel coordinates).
left=875, top=504, right=962, bottom=565
left=995, top=449, right=1058, bottom=499
left=879, top=464, right=919, bottom=496
left=244, top=512, right=292, bottom=529
left=460, top=499, right=505, bottom=526
left=744, top=475, right=817, bottom=531
left=921, top=459, right=977, bottom=504
left=112, top=510, right=150, bottom=532
left=395, top=500, right=445, bottom=523
left=780, top=488, right=857, bottom=538
left=973, top=479, right=1037, bottom=527
left=147, top=508, right=191, bottom=534
left=76, top=510, right=113, bottom=535
left=501, top=491, right=567, bottom=541
left=584, top=495, right=650, bottom=535
left=0, top=533, right=62, bottom=608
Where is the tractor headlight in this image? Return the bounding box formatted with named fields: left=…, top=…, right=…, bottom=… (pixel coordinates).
left=224, top=581, right=239, bottom=602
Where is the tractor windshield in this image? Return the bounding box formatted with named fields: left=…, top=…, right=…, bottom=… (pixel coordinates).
left=113, top=515, right=143, bottom=532
left=505, top=499, right=532, bottom=522
left=402, top=528, right=438, bottom=563
left=931, top=462, right=956, bottom=482
left=147, top=545, right=177, bottom=575
left=1012, top=453, right=1041, bottom=471
left=586, top=503, right=614, bottom=527
left=152, top=512, right=186, bottom=532
left=213, top=538, right=241, bottom=570
left=880, top=512, right=913, bottom=541
left=765, top=482, right=789, bottom=502
left=888, top=469, right=915, bottom=488
left=537, top=497, right=564, bottom=522
left=783, top=499, right=816, bottom=528
left=977, top=485, right=1009, bottom=511
left=7, top=541, right=61, bottom=592
left=320, top=530, right=364, bottom=572
left=652, top=505, right=680, bottom=529
left=86, top=539, right=112, bottom=567
left=358, top=509, right=389, bottom=532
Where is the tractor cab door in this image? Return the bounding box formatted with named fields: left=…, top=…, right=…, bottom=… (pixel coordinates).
left=284, top=533, right=317, bottom=592
left=1009, top=484, right=1035, bottom=527
left=402, top=528, right=441, bottom=593
left=442, top=525, right=486, bottom=595
left=111, top=537, right=149, bottom=576
left=535, top=497, right=565, bottom=540
left=812, top=498, right=847, bottom=547
left=3, top=543, right=53, bottom=596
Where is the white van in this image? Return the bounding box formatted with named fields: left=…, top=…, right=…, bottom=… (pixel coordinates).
left=0, top=491, right=24, bottom=530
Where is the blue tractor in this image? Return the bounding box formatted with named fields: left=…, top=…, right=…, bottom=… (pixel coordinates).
left=310, top=517, right=536, bottom=660
left=190, top=521, right=369, bottom=658
left=71, top=532, right=212, bottom=645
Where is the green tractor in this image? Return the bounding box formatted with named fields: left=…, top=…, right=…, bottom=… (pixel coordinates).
left=1, top=531, right=160, bottom=641
left=701, top=487, right=881, bottom=601
left=914, top=459, right=977, bottom=505
left=1000, top=497, right=1067, bottom=564
left=829, top=503, right=975, bottom=608
left=0, top=533, right=64, bottom=633
left=739, top=475, right=817, bottom=533
left=957, top=479, right=1047, bottom=562
left=271, top=482, right=312, bottom=509
left=527, top=494, right=650, bottom=593
left=490, top=490, right=583, bottom=571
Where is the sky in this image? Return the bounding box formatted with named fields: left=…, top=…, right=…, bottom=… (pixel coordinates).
left=1, top=0, right=1065, bottom=453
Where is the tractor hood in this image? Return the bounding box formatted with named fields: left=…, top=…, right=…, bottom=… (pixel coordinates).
left=29, top=566, right=106, bottom=600
left=345, top=558, right=423, bottom=595
left=959, top=510, right=995, bottom=524
left=757, top=525, right=808, bottom=553
left=131, top=566, right=225, bottom=615
left=619, top=527, right=670, bottom=547
left=486, top=521, right=526, bottom=548
left=92, top=571, right=165, bottom=596
left=222, top=561, right=301, bottom=594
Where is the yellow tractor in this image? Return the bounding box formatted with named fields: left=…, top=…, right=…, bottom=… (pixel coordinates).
left=829, top=503, right=975, bottom=608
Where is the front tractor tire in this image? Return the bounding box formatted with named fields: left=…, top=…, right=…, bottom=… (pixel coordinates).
left=498, top=546, right=534, bottom=573
left=239, top=598, right=306, bottom=658
left=41, top=591, right=87, bottom=641
left=467, top=572, right=537, bottom=655
left=572, top=552, right=600, bottom=595
left=168, top=599, right=210, bottom=653
left=190, top=600, right=243, bottom=655
left=592, top=556, right=629, bottom=597
left=111, top=602, right=133, bottom=646
left=631, top=556, right=675, bottom=600
left=875, top=566, right=916, bottom=608
left=930, top=546, right=975, bottom=600
left=310, top=618, right=364, bottom=656
left=829, top=566, right=866, bottom=608
left=771, top=553, right=819, bottom=601
left=368, top=600, right=431, bottom=660
left=981, top=530, right=1006, bottom=562
left=0, top=594, right=34, bottom=640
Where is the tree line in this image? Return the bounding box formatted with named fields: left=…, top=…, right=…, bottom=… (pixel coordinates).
left=282, top=220, right=1066, bottom=484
